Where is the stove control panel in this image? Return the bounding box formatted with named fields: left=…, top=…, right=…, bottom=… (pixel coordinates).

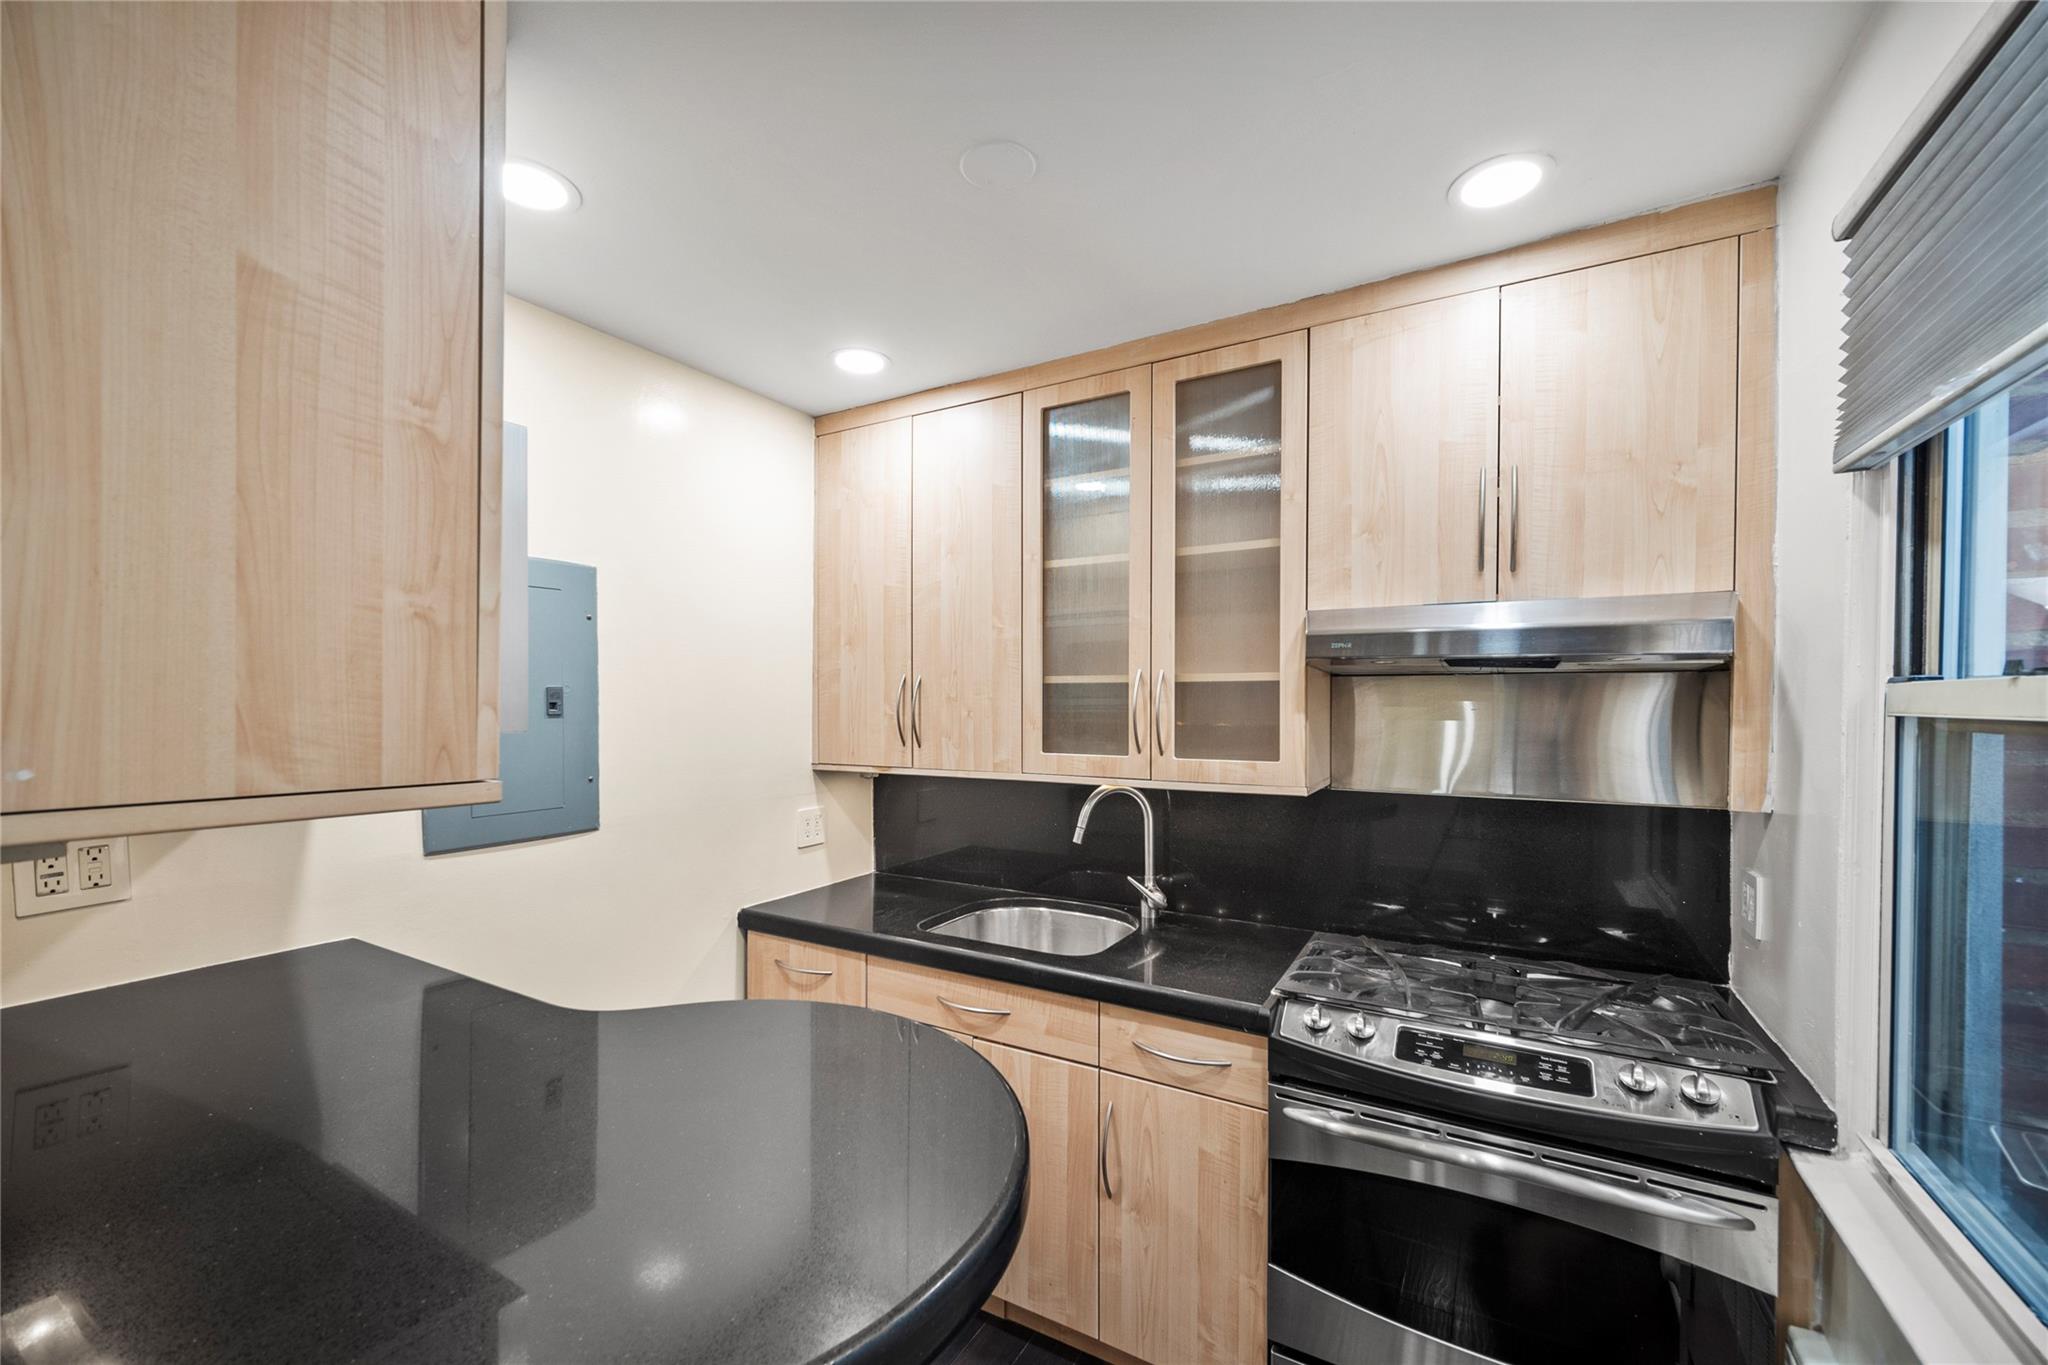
left=1396, top=1027, right=1593, bottom=1097
left=1270, top=999, right=1762, bottom=1134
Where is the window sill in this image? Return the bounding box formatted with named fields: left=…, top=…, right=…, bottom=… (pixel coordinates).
left=1794, top=1142, right=2047, bottom=1363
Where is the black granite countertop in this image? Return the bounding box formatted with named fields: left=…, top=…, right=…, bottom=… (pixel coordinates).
left=739, top=873, right=1313, bottom=1032
left=0, top=941, right=1026, bottom=1365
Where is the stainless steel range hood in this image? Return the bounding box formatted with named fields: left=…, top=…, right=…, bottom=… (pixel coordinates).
left=1306, top=591, right=1736, bottom=675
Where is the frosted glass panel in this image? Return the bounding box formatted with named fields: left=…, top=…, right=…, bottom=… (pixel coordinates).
left=1173, top=363, right=1281, bottom=762
left=1043, top=393, right=1134, bottom=756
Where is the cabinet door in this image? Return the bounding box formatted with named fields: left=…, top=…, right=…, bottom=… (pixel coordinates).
left=1500, top=240, right=1738, bottom=600
left=972, top=1041, right=1098, bottom=1337
left=814, top=419, right=913, bottom=767
left=912, top=395, right=1023, bottom=773
left=1024, top=368, right=1152, bottom=779
left=2, top=2, right=491, bottom=815
left=1150, top=334, right=1314, bottom=788
left=1098, top=1072, right=1266, bottom=1365
left=1309, top=291, right=1500, bottom=610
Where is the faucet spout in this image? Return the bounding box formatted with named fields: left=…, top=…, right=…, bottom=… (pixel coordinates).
left=1072, top=784, right=1167, bottom=928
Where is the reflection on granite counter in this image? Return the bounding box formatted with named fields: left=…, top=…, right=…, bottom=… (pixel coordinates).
left=0, top=942, right=1025, bottom=1365
left=739, top=873, right=1312, bottom=1031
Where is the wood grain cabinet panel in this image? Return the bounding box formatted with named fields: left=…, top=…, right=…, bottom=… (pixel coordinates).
left=1499, top=240, right=1739, bottom=600
left=1, top=1, right=503, bottom=834
left=973, top=1040, right=1098, bottom=1337
left=743, top=932, right=866, bottom=1006
left=866, top=958, right=1098, bottom=1064
left=814, top=418, right=913, bottom=768
left=1099, top=1003, right=1267, bottom=1108
left=1098, top=1072, right=1267, bottom=1365
left=1309, top=291, right=1501, bottom=610
left=912, top=395, right=1023, bottom=774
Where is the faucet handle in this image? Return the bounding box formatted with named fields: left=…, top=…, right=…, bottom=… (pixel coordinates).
left=1127, top=876, right=1169, bottom=911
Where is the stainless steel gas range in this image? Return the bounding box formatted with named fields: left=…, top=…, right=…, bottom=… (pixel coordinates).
left=1266, top=935, right=1786, bottom=1365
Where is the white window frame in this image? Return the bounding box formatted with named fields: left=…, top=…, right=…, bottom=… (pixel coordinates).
left=1799, top=429, right=2048, bottom=1365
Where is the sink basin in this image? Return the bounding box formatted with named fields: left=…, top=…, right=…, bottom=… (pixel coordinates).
left=923, top=899, right=1138, bottom=958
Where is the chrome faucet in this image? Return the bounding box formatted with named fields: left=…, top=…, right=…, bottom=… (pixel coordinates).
left=1073, top=784, right=1168, bottom=928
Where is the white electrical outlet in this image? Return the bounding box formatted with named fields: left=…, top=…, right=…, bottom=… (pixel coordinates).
left=9, top=838, right=132, bottom=917
left=1740, top=870, right=1767, bottom=944
left=796, top=806, right=826, bottom=849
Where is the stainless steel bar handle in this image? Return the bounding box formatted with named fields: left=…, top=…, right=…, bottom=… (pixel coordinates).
left=1509, top=466, right=1520, bottom=574
left=1133, top=1038, right=1232, bottom=1069
left=1152, top=672, right=1166, bottom=755
left=1279, top=1105, right=1753, bottom=1230
left=1131, top=669, right=1146, bottom=754
left=1476, top=471, right=1487, bottom=572
left=893, top=674, right=908, bottom=747
left=1101, top=1100, right=1117, bottom=1198
left=774, top=959, right=834, bottom=979
left=910, top=676, right=923, bottom=748
left=936, top=996, right=1011, bottom=1018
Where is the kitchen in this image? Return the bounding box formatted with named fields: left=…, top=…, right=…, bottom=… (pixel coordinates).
left=2, top=2, right=2044, bottom=1363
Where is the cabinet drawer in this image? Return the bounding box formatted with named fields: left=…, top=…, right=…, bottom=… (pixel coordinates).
left=867, top=959, right=1097, bottom=1064
left=745, top=933, right=865, bottom=1005
left=1101, top=1003, right=1267, bottom=1106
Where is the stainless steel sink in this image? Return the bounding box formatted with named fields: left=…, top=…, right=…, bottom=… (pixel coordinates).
left=922, top=899, right=1138, bottom=957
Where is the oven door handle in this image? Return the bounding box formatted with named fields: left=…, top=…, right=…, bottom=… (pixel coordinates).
left=1278, top=1104, right=1755, bottom=1231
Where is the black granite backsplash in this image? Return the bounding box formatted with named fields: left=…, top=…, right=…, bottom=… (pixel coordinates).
left=874, top=776, right=1731, bottom=982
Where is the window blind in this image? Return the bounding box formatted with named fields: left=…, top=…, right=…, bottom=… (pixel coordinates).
left=1833, top=0, right=2048, bottom=472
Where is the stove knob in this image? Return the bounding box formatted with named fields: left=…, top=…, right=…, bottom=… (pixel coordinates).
left=1345, top=1014, right=1376, bottom=1043
left=1616, top=1061, right=1660, bottom=1096
left=1302, top=1004, right=1332, bottom=1034
left=1678, top=1073, right=1722, bottom=1109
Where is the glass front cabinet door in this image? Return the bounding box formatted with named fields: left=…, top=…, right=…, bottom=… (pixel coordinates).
left=1151, top=333, right=1318, bottom=788
left=1025, top=368, right=1153, bottom=779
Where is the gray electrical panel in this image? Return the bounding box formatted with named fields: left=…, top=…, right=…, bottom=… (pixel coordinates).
left=423, top=559, right=598, bottom=855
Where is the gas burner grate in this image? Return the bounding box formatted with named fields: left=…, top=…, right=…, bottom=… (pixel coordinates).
left=1276, top=934, right=1783, bottom=1078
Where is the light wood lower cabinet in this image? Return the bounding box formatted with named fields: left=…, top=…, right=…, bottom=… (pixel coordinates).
left=973, top=1040, right=1099, bottom=1336
left=743, top=932, right=866, bottom=1005
left=1098, top=1072, right=1268, bottom=1365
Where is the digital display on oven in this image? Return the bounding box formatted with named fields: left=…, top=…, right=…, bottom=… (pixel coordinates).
left=1395, top=1028, right=1594, bottom=1096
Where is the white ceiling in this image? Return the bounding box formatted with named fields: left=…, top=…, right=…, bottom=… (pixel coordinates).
left=505, top=2, right=1870, bottom=416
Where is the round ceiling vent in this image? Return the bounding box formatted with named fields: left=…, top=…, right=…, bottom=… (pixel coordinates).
left=958, top=140, right=1039, bottom=190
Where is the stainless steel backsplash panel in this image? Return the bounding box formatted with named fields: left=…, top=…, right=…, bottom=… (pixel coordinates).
left=1331, top=672, right=1730, bottom=809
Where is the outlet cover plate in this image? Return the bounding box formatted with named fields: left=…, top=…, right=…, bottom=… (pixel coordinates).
left=8, top=838, right=132, bottom=917
left=796, top=806, right=825, bottom=849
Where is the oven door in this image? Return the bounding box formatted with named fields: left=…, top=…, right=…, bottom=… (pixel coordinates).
left=1268, top=1082, right=1777, bottom=1365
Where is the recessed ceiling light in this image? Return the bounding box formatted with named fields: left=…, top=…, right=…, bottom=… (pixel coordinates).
left=502, top=159, right=581, bottom=212
left=958, top=140, right=1038, bottom=190
left=833, top=348, right=889, bottom=376
left=1449, top=153, right=1551, bottom=210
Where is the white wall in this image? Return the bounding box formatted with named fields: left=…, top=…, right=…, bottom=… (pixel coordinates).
left=1732, top=0, right=1989, bottom=1105
left=0, top=299, right=873, bottom=1008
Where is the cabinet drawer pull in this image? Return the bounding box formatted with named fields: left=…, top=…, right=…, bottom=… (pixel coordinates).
left=936, top=995, right=1011, bottom=1018
left=1101, top=1099, right=1118, bottom=1198
left=1132, top=1038, right=1233, bottom=1069
left=774, top=959, right=834, bottom=979
left=1131, top=668, right=1146, bottom=754
left=893, top=674, right=908, bottom=747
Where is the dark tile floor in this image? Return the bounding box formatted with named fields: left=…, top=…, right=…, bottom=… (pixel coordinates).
left=928, top=1311, right=1105, bottom=1365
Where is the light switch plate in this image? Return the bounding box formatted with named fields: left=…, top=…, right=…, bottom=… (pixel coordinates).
left=9, top=838, right=132, bottom=917
left=1740, top=870, right=1767, bottom=944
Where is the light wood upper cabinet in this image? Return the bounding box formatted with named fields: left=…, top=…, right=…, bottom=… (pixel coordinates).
left=1098, top=1072, right=1267, bottom=1365
left=1309, top=291, right=1501, bottom=610
left=1500, top=240, right=1739, bottom=600
left=912, top=395, right=1023, bottom=774
left=973, top=1040, right=1098, bottom=1337
left=1151, top=334, right=1325, bottom=790
left=814, top=418, right=913, bottom=768
left=2, top=1, right=504, bottom=839
left=1024, top=368, right=1153, bottom=780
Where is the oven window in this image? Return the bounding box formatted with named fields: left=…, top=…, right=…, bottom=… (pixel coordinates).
left=1269, top=1159, right=1772, bottom=1365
